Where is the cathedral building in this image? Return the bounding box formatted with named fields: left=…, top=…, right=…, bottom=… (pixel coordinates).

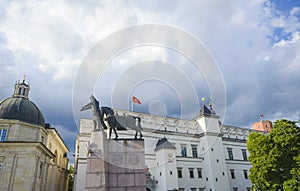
left=0, top=78, right=69, bottom=191
left=74, top=103, right=266, bottom=191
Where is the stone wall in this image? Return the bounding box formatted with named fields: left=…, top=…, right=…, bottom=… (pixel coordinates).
left=85, top=130, right=146, bottom=191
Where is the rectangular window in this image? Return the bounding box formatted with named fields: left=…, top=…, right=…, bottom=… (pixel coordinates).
left=230, top=169, right=235, bottom=179
left=191, top=188, right=196, bottom=191
left=241, top=149, right=247, bottom=160
left=199, top=188, right=205, bottom=191
left=181, top=145, right=187, bottom=157
left=227, top=148, right=233, bottom=160
left=197, top=168, right=203, bottom=178
left=39, top=162, right=43, bottom=177
left=177, top=167, right=183, bottom=178
left=233, top=187, right=238, bottom=191
left=243, top=170, right=248, bottom=179
left=0, top=129, right=7, bottom=142
left=192, top=145, right=198, bottom=158
left=0, top=163, right=2, bottom=172
left=246, top=187, right=251, bottom=191
left=178, top=189, right=184, bottom=191
left=189, top=168, right=194, bottom=178
left=41, top=136, right=45, bottom=144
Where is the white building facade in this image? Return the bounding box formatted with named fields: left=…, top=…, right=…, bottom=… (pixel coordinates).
left=74, top=105, right=256, bottom=191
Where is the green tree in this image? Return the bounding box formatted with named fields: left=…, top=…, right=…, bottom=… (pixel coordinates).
left=68, top=165, right=74, bottom=191
left=247, top=119, right=300, bottom=191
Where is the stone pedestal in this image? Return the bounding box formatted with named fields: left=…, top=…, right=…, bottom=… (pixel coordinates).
left=85, top=130, right=146, bottom=191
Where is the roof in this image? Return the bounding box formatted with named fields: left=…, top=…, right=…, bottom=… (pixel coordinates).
left=0, top=97, right=45, bottom=127
left=200, top=105, right=216, bottom=116
left=155, top=137, right=176, bottom=151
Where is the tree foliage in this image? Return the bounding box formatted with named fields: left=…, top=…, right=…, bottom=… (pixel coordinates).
left=247, top=119, right=300, bottom=191
left=68, top=165, right=74, bottom=191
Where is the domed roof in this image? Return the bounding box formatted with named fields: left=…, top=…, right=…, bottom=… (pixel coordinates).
left=0, top=78, right=45, bottom=127
left=0, top=97, right=45, bottom=127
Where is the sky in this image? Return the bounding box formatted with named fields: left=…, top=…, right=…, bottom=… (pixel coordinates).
left=0, top=0, right=300, bottom=162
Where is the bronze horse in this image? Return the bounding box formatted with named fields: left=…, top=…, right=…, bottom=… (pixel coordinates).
left=81, top=95, right=143, bottom=139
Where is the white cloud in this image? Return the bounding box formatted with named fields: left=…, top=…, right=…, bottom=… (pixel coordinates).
left=290, top=7, right=300, bottom=15
left=273, top=31, right=300, bottom=47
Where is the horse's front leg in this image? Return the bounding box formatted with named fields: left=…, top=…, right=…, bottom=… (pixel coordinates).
left=109, top=127, right=112, bottom=139
left=139, top=131, right=143, bottom=139
left=134, top=131, right=138, bottom=139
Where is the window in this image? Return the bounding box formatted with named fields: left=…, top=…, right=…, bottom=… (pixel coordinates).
left=0, top=163, right=2, bottom=172
left=241, top=149, right=247, bottom=161
left=178, top=188, right=184, bottom=191
left=243, top=170, right=248, bottom=179
left=191, top=188, right=196, bottom=191
left=181, top=145, right=187, bottom=157
left=177, top=167, right=183, bottom=178
left=192, top=145, right=198, bottom=158
left=197, top=168, right=203, bottom=178
left=233, top=187, right=238, bottom=191
left=54, top=150, right=58, bottom=164
left=170, top=171, right=173, bottom=175
left=227, top=148, right=233, bottom=160
left=246, top=187, right=251, bottom=191
left=199, top=188, right=205, bottom=191
left=0, top=129, right=7, bottom=142
left=39, top=162, right=43, bottom=177
left=189, top=168, right=194, bottom=178
left=230, top=169, right=236, bottom=179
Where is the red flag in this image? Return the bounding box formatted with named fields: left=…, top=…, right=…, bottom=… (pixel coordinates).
left=132, top=96, right=141, bottom=104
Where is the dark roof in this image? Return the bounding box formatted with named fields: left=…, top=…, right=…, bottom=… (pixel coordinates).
left=0, top=97, right=45, bottom=127
left=155, top=137, right=176, bottom=151
left=200, top=105, right=216, bottom=116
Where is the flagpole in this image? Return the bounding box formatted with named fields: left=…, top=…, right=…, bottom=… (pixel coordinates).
left=131, top=98, right=133, bottom=112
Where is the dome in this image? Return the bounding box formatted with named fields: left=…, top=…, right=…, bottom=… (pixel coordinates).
left=0, top=78, right=45, bottom=127
left=0, top=97, right=45, bottom=127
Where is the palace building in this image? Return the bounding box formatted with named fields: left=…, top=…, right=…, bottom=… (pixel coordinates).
left=74, top=103, right=267, bottom=191
left=0, top=78, right=69, bottom=191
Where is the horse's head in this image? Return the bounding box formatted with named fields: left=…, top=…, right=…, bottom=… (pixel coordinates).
left=101, top=107, right=114, bottom=115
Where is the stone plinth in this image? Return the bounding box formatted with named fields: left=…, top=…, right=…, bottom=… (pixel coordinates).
left=85, top=130, right=146, bottom=191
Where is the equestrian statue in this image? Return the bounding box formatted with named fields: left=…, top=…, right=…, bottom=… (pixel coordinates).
left=81, top=95, right=143, bottom=139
